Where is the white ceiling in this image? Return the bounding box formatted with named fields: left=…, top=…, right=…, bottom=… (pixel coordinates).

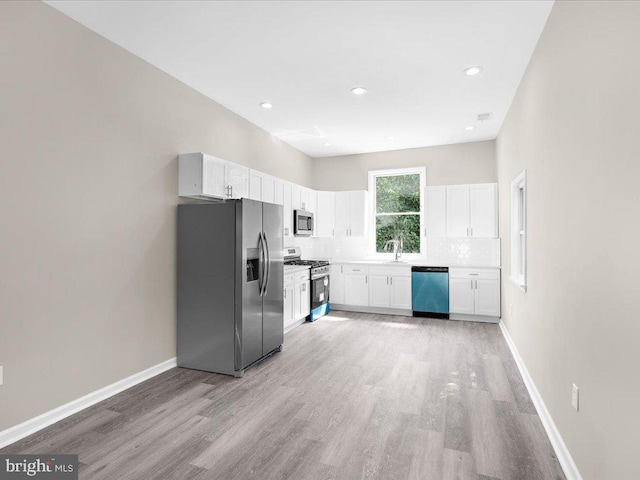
left=46, top=1, right=553, bottom=158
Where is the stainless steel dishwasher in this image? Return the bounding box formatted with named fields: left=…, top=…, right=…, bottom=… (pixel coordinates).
left=411, top=266, right=449, bottom=318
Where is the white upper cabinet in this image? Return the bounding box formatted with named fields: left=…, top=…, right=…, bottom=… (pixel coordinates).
left=445, top=183, right=497, bottom=238
left=249, top=170, right=262, bottom=201
left=316, top=191, right=335, bottom=237
left=469, top=184, right=498, bottom=238
left=282, top=182, right=293, bottom=237
left=249, top=170, right=277, bottom=204
left=179, top=153, right=249, bottom=200
left=424, top=186, right=447, bottom=238
left=446, top=185, right=471, bottom=237
left=334, top=190, right=367, bottom=237
left=274, top=179, right=285, bottom=206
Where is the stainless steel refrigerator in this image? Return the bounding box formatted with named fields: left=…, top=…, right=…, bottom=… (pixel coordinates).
left=177, top=199, right=284, bottom=377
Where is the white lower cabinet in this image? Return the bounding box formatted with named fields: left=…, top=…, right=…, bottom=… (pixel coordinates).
left=368, top=266, right=412, bottom=310
left=368, top=275, right=391, bottom=308
left=284, top=269, right=311, bottom=331
left=330, top=264, right=345, bottom=304
left=389, top=276, right=412, bottom=309
left=284, top=275, right=295, bottom=329
left=331, top=264, right=412, bottom=312
left=449, top=268, right=501, bottom=318
left=343, top=265, right=369, bottom=306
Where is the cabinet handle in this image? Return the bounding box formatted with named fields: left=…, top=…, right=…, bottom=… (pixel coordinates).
left=332, top=229, right=334, bottom=236
left=365, top=276, right=368, bottom=284
left=469, top=273, right=479, bottom=276
left=341, top=265, right=343, bottom=274
left=390, top=277, right=393, bottom=286
left=386, top=276, right=389, bottom=285
left=470, top=227, right=473, bottom=237
left=470, top=281, right=473, bottom=290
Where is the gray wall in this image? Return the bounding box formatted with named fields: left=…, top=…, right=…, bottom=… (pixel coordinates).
left=312, top=141, right=496, bottom=191
left=0, top=1, right=313, bottom=432
left=496, top=2, right=640, bottom=479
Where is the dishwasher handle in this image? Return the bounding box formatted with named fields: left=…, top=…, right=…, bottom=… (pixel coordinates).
left=411, top=266, right=448, bottom=273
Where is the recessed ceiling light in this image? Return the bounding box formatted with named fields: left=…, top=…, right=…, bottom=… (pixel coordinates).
left=350, top=86, right=368, bottom=95
left=323, top=142, right=332, bottom=147
left=465, top=126, right=475, bottom=131
left=259, top=102, right=273, bottom=109
left=463, top=66, right=483, bottom=76
left=385, top=136, right=395, bottom=140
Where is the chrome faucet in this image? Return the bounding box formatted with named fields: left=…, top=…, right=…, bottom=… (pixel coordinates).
left=384, top=238, right=403, bottom=262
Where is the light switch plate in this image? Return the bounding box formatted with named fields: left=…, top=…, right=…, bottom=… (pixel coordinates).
left=571, top=383, right=579, bottom=411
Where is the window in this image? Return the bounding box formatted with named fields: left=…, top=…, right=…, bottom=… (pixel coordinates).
left=368, top=168, right=425, bottom=256
left=511, top=170, right=527, bottom=290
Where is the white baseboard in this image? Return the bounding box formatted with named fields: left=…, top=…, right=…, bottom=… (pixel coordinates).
left=0, top=357, right=177, bottom=450
left=499, top=321, right=583, bottom=480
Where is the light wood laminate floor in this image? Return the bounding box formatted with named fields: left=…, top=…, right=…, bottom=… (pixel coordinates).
left=2, top=312, right=565, bottom=480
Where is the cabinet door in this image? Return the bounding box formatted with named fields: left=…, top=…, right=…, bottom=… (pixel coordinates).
left=274, top=180, right=284, bottom=206
left=282, top=182, right=293, bottom=237
left=368, top=275, right=390, bottom=308
left=305, top=188, right=316, bottom=214
left=294, top=280, right=303, bottom=320
left=474, top=279, right=500, bottom=316
left=262, top=176, right=276, bottom=204
left=225, top=163, right=249, bottom=199
left=344, top=274, right=369, bottom=306
left=446, top=185, right=470, bottom=237
left=334, top=192, right=350, bottom=237
left=449, top=278, right=474, bottom=314
left=469, top=184, right=497, bottom=238
left=201, top=156, right=226, bottom=198
left=425, top=186, right=446, bottom=238
left=284, top=283, right=295, bottom=327
left=389, top=276, right=412, bottom=310
left=291, top=184, right=303, bottom=211
left=348, top=191, right=367, bottom=237
left=249, top=171, right=262, bottom=201
left=330, top=264, right=345, bottom=304
left=300, top=281, right=311, bottom=317
left=316, top=191, right=335, bottom=237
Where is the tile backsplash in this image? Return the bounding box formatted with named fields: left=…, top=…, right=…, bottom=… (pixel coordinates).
left=286, top=236, right=501, bottom=267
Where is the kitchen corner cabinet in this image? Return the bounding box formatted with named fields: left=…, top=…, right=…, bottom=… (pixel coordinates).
left=449, top=268, right=500, bottom=317
left=334, top=190, right=367, bottom=237
left=446, top=183, right=497, bottom=238
left=179, top=153, right=249, bottom=200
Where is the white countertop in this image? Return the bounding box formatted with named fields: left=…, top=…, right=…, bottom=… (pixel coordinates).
left=329, top=259, right=500, bottom=269
left=284, top=265, right=311, bottom=274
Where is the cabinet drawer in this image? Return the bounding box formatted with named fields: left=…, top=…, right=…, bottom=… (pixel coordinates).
left=343, top=265, right=369, bottom=275
left=294, top=270, right=310, bottom=283
left=449, top=268, right=500, bottom=280
left=369, top=265, right=411, bottom=277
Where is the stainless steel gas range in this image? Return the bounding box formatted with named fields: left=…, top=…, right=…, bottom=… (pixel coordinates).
left=284, top=247, right=330, bottom=321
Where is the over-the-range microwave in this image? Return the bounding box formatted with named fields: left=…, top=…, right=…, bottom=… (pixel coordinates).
left=294, top=209, right=313, bottom=236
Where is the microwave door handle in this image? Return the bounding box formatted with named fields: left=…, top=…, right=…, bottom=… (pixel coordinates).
left=263, top=232, right=271, bottom=296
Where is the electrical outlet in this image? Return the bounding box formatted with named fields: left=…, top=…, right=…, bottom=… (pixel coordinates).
left=571, top=383, right=579, bottom=411
left=0, top=366, right=3, bottom=386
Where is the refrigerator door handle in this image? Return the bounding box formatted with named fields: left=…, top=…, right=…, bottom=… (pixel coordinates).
left=263, top=231, right=271, bottom=296
left=258, top=232, right=265, bottom=296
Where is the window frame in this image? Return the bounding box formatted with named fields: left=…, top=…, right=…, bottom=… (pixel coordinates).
left=367, top=167, right=426, bottom=258
left=510, top=170, right=527, bottom=291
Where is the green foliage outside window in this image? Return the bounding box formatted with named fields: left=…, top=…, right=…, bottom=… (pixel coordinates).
left=375, top=174, right=421, bottom=253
